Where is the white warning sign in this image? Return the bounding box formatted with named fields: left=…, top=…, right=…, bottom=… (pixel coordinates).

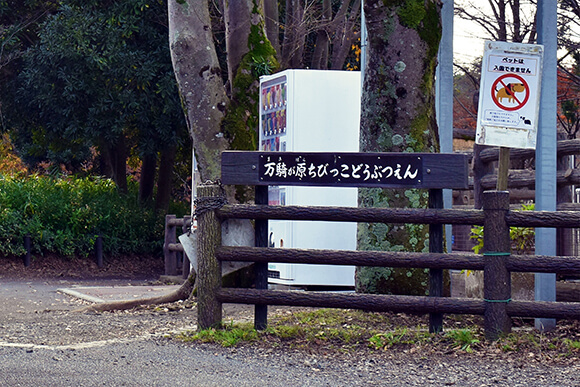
left=476, top=41, right=543, bottom=149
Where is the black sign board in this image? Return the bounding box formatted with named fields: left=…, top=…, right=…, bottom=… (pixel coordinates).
left=221, top=151, right=469, bottom=189
left=259, top=153, right=422, bottom=186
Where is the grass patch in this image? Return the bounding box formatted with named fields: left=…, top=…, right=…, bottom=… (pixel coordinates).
left=176, top=308, right=580, bottom=364
left=180, top=322, right=259, bottom=347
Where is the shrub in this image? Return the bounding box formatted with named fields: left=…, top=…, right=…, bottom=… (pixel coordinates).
left=0, top=175, right=163, bottom=258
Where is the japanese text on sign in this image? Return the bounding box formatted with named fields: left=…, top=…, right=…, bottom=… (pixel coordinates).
left=259, top=153, right=423, bottom=186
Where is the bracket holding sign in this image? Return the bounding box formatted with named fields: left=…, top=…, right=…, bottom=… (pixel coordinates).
left=476, top=41, right=544, bottom=150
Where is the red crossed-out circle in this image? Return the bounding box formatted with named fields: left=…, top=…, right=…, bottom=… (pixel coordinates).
left=491, top=73, right=530, bottom=111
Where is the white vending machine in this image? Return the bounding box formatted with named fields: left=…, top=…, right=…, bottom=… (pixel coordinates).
left=259, top=69, right=361, bottom=287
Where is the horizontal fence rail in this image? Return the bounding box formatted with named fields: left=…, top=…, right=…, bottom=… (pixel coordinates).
left=216, top=246, right=580, bottom=275
left=216, top=289, right=580, bottom=320
left=198, top=186, right=580, bottom=340
left=196, top=151, right=580, bottom=341
left=217, top=204, right=485, bottom=225
left=217, top=289, right=486, bottom=315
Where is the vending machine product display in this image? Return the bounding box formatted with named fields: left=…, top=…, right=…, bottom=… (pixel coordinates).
left=259, top=69, right=361, bottom=287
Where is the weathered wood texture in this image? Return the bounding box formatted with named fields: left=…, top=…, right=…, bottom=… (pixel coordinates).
left=507, top=300, right=580, bottom=319
left=217, top=288, right=486, bottom=315
left=479, top=139, right=580, bottom=163
left=221, top=151, right=469, bottom=189
left=217, top=205, right=485, bottom=225
left=506, top=210, right=580, bottom=228
left=216, top=246, right=484, bottom=270
left=217, top=289, right=580, bottom=319
left=505, top=255, right=580, bottom=274
left=163, top=214, right=178, bottom=276
left=196, top=185, right=223, bottom=329
left=429, top=189, right=444, bottom=333
left=216, top=246, right=580, bottom=275
left=483, top=191, right=512, bottom=341
left=254, top=185, right=268, bottom=330
left=480, top=169, right=580, bottom=190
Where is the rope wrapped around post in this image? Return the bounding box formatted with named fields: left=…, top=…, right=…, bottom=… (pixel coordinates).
left=196, top=183, right=227, bottom=330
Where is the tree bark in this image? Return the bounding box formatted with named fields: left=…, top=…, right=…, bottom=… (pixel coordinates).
left=264, top=0, right=280, bottom=56
left=139, top=153, right=157, bottom=203
left=356, top=0, right=441, bottom=295
left=155, top=145, right=177, bottom=213
left=168, top=0, right=229, bottom=181
left=76, top=276, right=196, bottom=313
left=224, top=0, right=254, bottom=88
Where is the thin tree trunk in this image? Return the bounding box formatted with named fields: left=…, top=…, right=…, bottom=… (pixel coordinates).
left=264, top=0, right=281, bottom=57
left=155, top=145, right=177, bottom=213
left=139, top=153, right=157, bottom=203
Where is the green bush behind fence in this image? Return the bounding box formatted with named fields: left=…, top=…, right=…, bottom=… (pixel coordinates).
left=0, top=175, right=167, bottom=258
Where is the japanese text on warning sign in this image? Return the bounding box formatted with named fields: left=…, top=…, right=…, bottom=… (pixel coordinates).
left=476, top=41, right=543, bottom=149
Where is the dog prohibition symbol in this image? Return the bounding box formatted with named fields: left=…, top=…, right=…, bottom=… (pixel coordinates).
left=495, top=83, right=525, bottom=104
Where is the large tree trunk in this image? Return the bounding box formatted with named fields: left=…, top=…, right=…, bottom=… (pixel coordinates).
left=85, top=1, right=276, bottom=313
left=168, top=0, right=229, bottom=182
left=356, top=0, right=442, bottom=295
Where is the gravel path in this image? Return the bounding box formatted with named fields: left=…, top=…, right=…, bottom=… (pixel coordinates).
left=1, top=278, right=579, bottom=386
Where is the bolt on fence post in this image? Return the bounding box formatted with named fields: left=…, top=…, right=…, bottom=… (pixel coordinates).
left=23, top=234, right=31, bottom=267
left=483, top=190, right=512, bottom=341
left=254, top=185, right=269, bottom=330
left=196, top=184, right=223, bottom=329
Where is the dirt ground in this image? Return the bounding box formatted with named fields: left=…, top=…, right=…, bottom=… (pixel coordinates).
left=2, top=253, right=580, bottom=370
left=0, top=253, right=166, bottom=281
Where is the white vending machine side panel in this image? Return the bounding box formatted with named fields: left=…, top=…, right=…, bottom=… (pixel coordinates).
left=259, top=70, right=361, bottom=287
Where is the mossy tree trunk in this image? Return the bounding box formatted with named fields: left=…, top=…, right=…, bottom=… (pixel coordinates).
left=168, top=0, right=276, bottom=183
left=356, top=0, right=442, bottom=295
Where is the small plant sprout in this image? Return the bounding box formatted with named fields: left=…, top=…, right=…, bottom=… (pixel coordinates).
left=446, top=329, right=480, bottom=353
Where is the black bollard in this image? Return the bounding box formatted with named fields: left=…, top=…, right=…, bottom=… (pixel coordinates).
left=23, top=234, right=31, bottom=267
left=95, top=235, right=103, bottom=268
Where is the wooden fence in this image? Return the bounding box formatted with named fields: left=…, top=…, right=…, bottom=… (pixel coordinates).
left=195, top=151, right=580, bottom=341
left=163, top=215, right=191, bottom=278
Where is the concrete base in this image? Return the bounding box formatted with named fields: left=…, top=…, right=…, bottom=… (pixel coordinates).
left=460, top=270, right=535, bottom=300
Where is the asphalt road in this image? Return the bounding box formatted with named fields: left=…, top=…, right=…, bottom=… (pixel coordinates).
left=1, top=279, right=580, bottom=386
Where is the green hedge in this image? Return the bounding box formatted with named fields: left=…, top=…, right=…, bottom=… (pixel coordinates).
left=0, top=175, right=164, bottom=258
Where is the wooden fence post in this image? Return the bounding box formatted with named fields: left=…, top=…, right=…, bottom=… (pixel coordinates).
left=254, top=185, right=269, bottom=330
left=164, top=214, right=177, bottom=276
left=429, top=188, right=444, bottom=333
left=197, top=184, right=224, bottom=329
left=483, top=190, right=512, bottom=340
